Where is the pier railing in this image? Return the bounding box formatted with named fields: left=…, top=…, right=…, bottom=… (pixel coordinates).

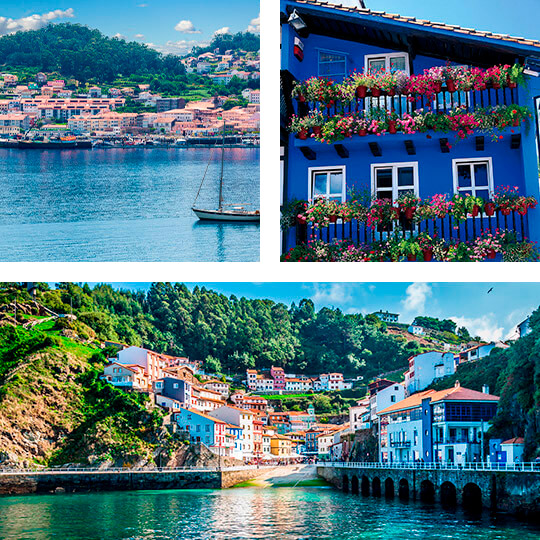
left=316, top=461, right=540, bottom=473
left=0, top=465, right=275, bottom=475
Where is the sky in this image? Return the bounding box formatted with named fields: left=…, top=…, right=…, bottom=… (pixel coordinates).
left=328, top=0, right=539, bottom=41
left=0, top=1, right=260, bottom=55
left=81, top=282, right=540, bottom=342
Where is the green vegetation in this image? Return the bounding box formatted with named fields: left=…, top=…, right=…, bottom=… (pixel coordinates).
left=192, top=32, right=260, bottom=55
left=430, top=306, right=540, bottom=459
left=413, top=316, right=457, bottom=334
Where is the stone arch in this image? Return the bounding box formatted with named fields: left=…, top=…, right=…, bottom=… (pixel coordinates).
left=372, top=477, right=381, bottom=497
left=398, top=478, right=410, bottom=500
left=462, top=482, right=482, bottom=511
left=342, top=474, right=349, bottom=493
left=361, top=475, right=370, bottom=496
left=384, top=478, right=394, bottom=498
left=440, top=481, right=457, bottom=507
left=420, top=479, right=435, bottom=503
left=351, top=475, right=359, bottom=495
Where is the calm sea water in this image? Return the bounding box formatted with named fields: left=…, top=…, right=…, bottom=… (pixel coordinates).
left=0, top=147, right=259, bottom=261
left=0, top=487, right=538, bottom=540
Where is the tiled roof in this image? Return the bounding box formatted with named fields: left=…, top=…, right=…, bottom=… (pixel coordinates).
left=291, top=0, right=540, bottom=50
left=378, top=384, right=499, bottom=415
left=502, top=437, right=525, bottom=445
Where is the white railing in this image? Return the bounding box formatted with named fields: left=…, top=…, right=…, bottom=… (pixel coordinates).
left=316, top=461, right=540, bottom=473
left=0, top=465, right=276, bottom=475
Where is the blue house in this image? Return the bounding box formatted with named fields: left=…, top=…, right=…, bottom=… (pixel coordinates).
left=280, top=0, right=540, bottom=259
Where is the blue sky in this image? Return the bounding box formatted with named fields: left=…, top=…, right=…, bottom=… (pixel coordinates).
left=82, top=282, right=540, bottom=342
left=0, top=1, right=260, bottom=55
left=330, top=0, right=539, bottom=41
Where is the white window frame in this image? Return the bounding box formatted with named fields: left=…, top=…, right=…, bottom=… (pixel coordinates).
left=452, top=157, right=494, bottom=197
left=317, top=49, right=348, bottom=79
left=364, top=52, right=410, bottom=75
left=370, top=161, right=419, bottom=201
left=308, top=165, right=346, bottom=202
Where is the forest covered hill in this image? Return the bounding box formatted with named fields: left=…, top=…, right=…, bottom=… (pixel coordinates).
left=0, top=282, right=469, bottom=381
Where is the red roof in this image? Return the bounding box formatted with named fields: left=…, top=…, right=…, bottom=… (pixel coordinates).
left=502, top=437, right=524, bottom=445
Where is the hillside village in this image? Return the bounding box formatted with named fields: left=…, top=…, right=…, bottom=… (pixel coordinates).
left=0, top=47, right=260, bottom=142
left=0, top=283, right=536, bottom=469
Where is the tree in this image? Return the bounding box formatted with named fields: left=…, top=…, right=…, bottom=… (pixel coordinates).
left=203, top=355, right=222, bottom=375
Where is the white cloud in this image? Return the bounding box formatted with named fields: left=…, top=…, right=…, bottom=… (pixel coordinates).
left=134, top=33, right=144, bottom=39
left=175, top=20, right=201, bottom=34
left=401, top=282, right=432, bottom=318
left=147, top=39, right=210, bottom=55
left=450, top=314, right=504, bottom=342
left=0, top=8, right=75, bottom=36
left=114, top=33, right=127, bottom=40
left=311, top=283, right=349, bottom=307
left=247, top=14, right=260, bottom=33
left=214, top=26, right=231, bottom=36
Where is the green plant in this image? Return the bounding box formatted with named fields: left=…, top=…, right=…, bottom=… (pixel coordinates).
left=280, top=199, right=307, bottom=230
left=399, top=238, right=421, bottom=257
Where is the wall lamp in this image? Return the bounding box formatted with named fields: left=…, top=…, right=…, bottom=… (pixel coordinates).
left=288, top=9, right=308, bottom=33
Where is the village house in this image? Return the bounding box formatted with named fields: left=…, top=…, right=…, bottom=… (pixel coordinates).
left=280, top=0, right=540, bottom=254
left=102, top=362, right=148, bottom=391
left=404, top=351, right=456, bottom=395
left=201, top=379, right=230, bottom=398
left=456, top=341, right=509, bottom=364
left=378, top=382, right=499, bottom=464
left=209, top=406, right=255, bottom=459
left=174, top=408, right=231, bottom=455
left=113, top=345, right=168, bottom=382
left=270, top=433, right=293, bottom=458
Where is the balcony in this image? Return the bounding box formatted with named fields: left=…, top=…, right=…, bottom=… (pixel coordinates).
left=390, top=440, right=411, bottom=448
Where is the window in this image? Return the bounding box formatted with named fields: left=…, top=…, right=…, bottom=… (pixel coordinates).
left=453, top=158, right=493, bottom=200
left=309, top=166, right=345, bottom=202
left=365, top=53, right=409, bottom=75
left=318, top=50, right=347, bottom=79
left=371, top=162, right=418, bottom=201
left=173, top=383, right=179, bottom=389
left=391, top=395, right=396, bottom=403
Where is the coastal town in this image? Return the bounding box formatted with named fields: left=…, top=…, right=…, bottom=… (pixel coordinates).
left=100, top=310, right=531, bottom=466
left=0, top=47, right=260, bottom=147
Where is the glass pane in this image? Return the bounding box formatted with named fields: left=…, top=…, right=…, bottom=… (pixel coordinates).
left=457, top=164, right=472, bottom=187
left=313, top=173, right=327, bottom=196
left=376, top=168, right=392, bottom=188
left=329, top=196, right=342, bottom=203
left=397, top=167, right=414, bottom=187
left=397, top=188, right=414, bottom=197
left=460, top=190, right=473, bottom=197
left=474, top=163, right=489, bottom=186
left=330, top=172, right=342, bottom=194
left=320, top=52, right=345, bottom=63
left=320, top=62, right=345, bottom=77
left=368, top=58, right=385, bottom=74
left=476, top=189, right=490, bottom=201
left=390, top=56, right=406, bottom=72
left=377, top=191, right=392, bottom=200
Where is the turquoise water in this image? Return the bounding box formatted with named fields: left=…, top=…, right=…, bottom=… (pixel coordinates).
left=0, top=487, right=538, bottom=540
left=0, top=147, right=259, bottom=261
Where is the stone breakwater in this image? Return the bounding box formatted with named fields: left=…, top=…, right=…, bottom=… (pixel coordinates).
left=0, top=467, right=271, bottom=495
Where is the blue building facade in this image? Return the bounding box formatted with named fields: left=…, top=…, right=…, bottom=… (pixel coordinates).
left=280, top=0, right=540, bottom=255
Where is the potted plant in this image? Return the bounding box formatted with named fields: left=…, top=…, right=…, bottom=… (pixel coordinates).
left=486, top=65, right=507, bottom=89
left=281, top=199, right=308, bottom=230
left=507, top=64, right=525, bottom=89
left=397, top=192, right=421, bottom=220
left=443, top=65, right=460, bottom=93
left=367, top=198, right=398, bottom=232
left=449, top=194, right=469, bottom=224
left=473, top=230, right=504, bottom=260
left=463, top=194, right=484, bottom=217
left=305, top=198, right=338, bottom=227
left=484, top=201, right=496, bottom=217
left=425, top=66, right=444, bottom=93
left=493, top=185, right=520, bottom=216
left=387, top=111, right=399, bottom=134
left=348, top=71, right=375, bottom=98
left=377, top=71, right=400, bottom=96
left=357, top=116, right=369, bottom=137
left=289, top=114, right=309, bottom=140
left=305, top=110, right=325, bottom=138
left=416, top=232, right=435, bottom=261
left=292, top=81, right=308, bottom=102
left=399, top=237, right=421, bottom=261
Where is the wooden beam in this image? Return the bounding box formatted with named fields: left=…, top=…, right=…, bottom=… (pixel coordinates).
left=404, top=140, right=416, bottom=155
left=369, top=142, right=382, bottom=157
left=475, top=136, right=485, bottom=152
left=299, top=146, right=316, bottom=160
left=439, top=138, right=450, bottom=153
left=511, top=134, right=521, bottom=149
left=334, top=144, right=349, bottom=158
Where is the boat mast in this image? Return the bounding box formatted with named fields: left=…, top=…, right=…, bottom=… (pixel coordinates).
left=218, top=117, right=225, bottom=211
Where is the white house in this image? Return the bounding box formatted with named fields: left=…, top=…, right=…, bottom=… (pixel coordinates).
left=115, top=345, right=168, bottom=382
left=349, top=399, right=370, bottom=432
left=209, top=405, right=254, bottom=459
left=102, top=362, right=148, bottom=390
left=457, top=342, right=509, bottom=364
left=500, top=437, right=525, bottom=463
left=408, top=325, right=424, bottom=336
left=404, top=351, right=456, bottom=395
left=369, top=383, right=406, bottom=423
left=373, top=310, right=399, bottom=323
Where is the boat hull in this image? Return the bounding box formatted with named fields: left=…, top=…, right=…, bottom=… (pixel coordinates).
left=192, top=208, right=260, bottom=222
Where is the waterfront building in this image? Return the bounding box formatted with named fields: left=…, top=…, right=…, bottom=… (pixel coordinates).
left=102, top=362, right=148, bottom=390
left=0, top=113, right=31, bottom=133
left=209, top=406, right=255, bottom=459
left=369, top=382, right=405, bottom=424
left=174, top=408, right=230, bottom=455
left=280, top=0, right=540, bottom=253
left=349, top=398, right=370, bottom=432
left=500, top=437, right=525, bottom=463
left=378, top=382, right=499, bottom=463
left=403, top=351, right=456, bottom=394
left=253, top=418, right=264, bottom=458
left=270, top=433, right=293, bottom=458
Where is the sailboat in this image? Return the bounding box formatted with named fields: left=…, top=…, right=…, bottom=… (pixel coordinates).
left=192, top=120, right=260, bottom=222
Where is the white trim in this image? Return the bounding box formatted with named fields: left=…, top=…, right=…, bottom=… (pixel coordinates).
left=364, top=52, right=410, bottom=75
left=370, top=161, right=419, bottom=201
left=452, top=157, right=494, bottom=196
left=308, top=165, right=346, bottom=202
